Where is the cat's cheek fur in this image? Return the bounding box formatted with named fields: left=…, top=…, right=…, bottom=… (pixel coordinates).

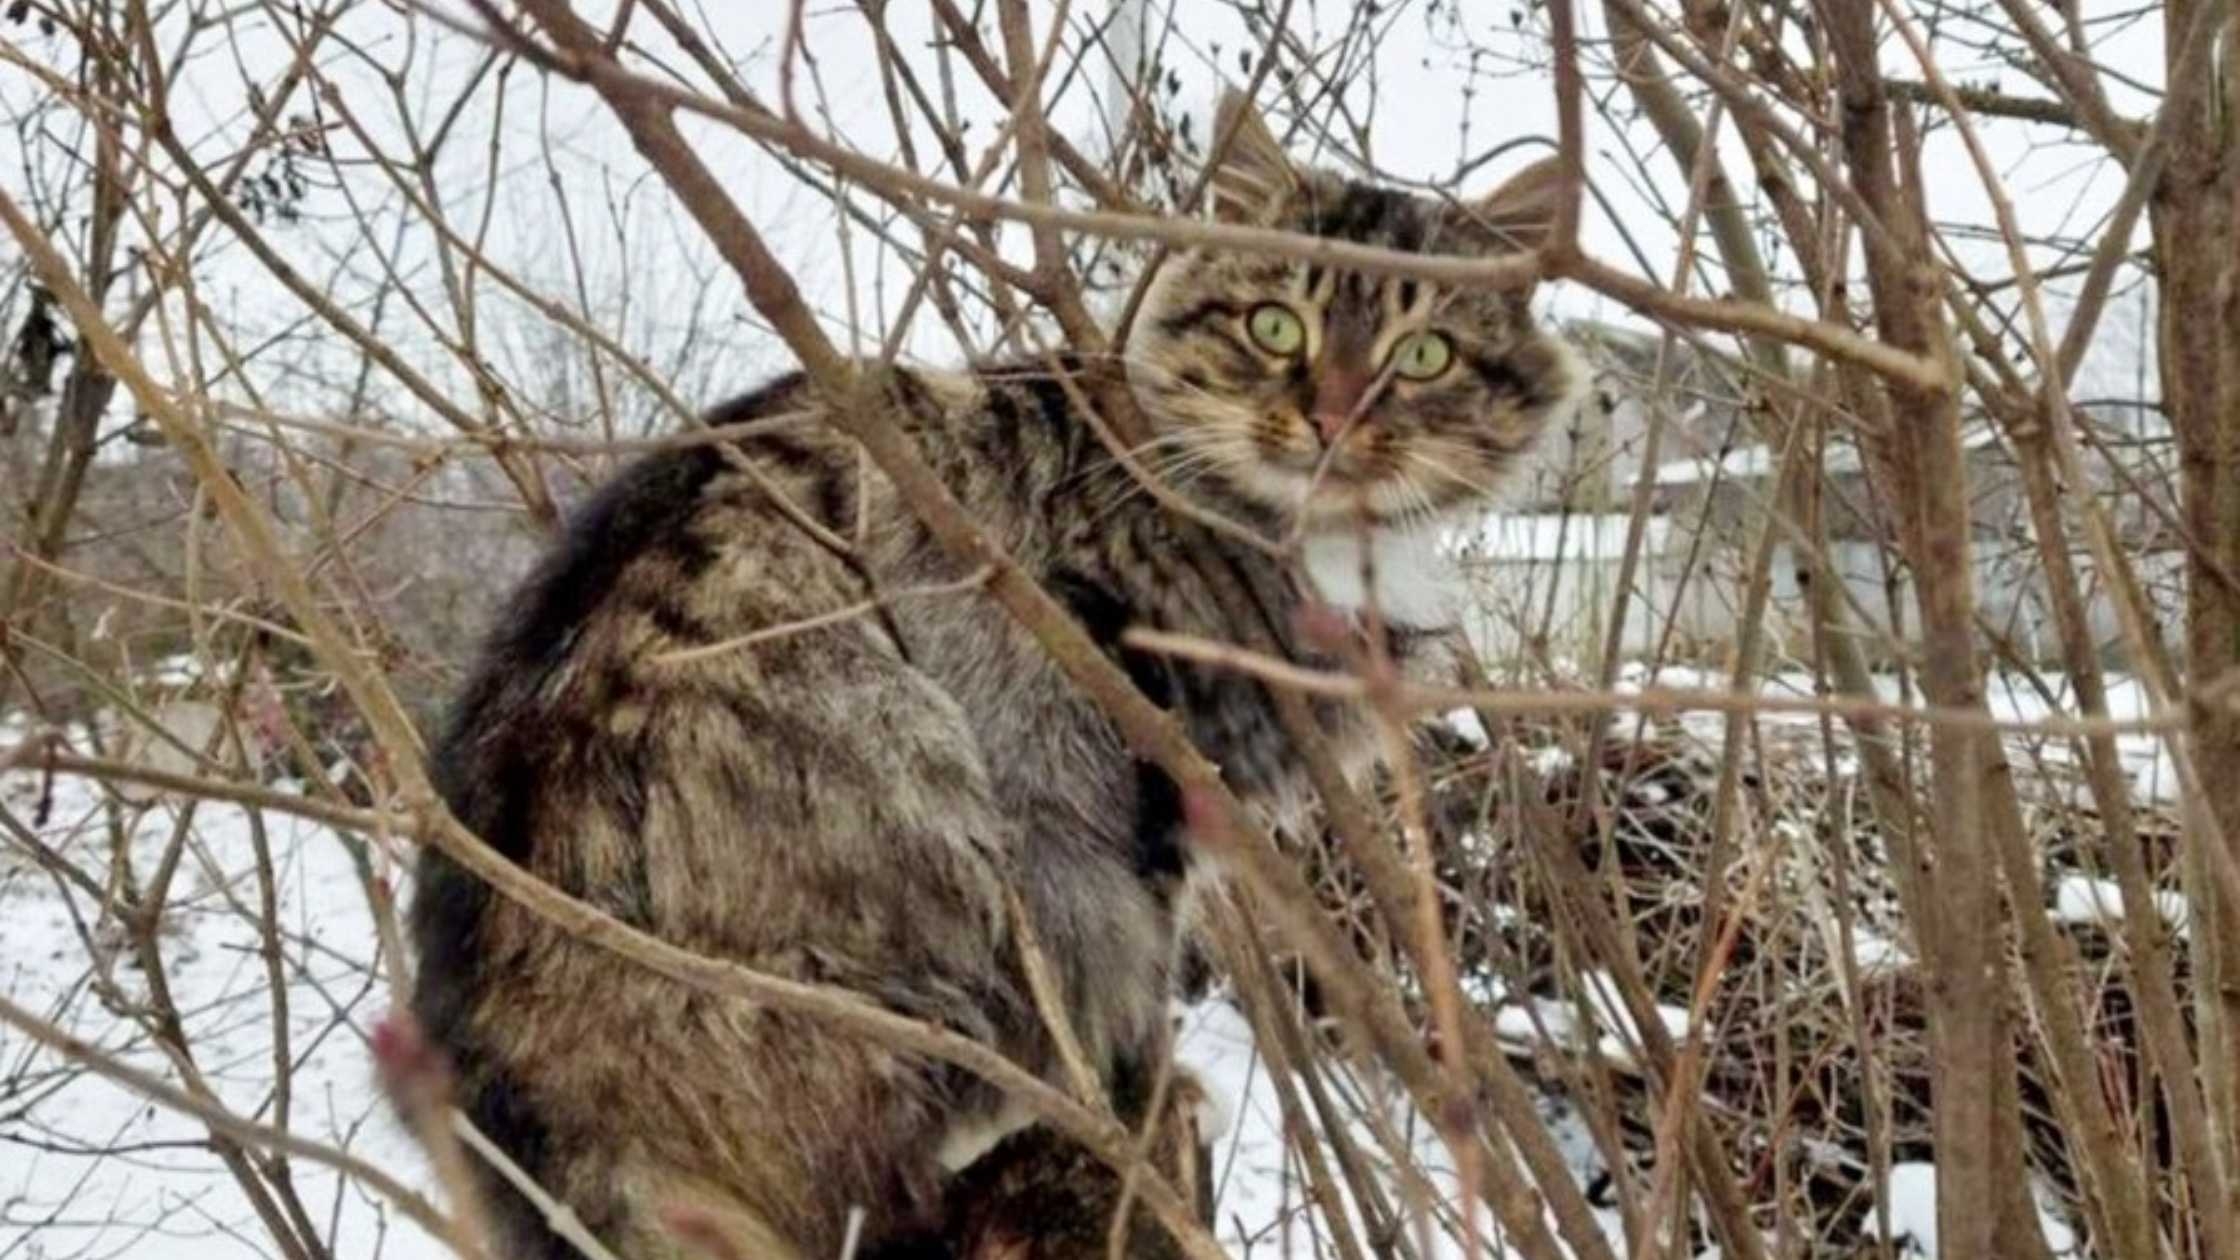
left=1291, top=331, right=1592, bottom=628
left=1537, top=333, right=1596, bottom=449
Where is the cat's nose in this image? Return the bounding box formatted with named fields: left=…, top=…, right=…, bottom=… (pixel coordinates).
left=1312, top=369, right=1372, bottom=444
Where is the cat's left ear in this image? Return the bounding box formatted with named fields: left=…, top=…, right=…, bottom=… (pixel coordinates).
left=1206, top=89, right=1300, bottom=223
left=1464, top=155, right=1566, bottom=254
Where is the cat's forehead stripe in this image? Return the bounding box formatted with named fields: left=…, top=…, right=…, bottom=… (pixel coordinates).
left=1301, top=183, right=1427, bottom=246
left=1243, top=259, right=1290, bottom=288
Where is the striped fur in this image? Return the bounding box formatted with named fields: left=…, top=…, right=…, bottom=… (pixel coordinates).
left=408, top=93, right=1580, bottom=1258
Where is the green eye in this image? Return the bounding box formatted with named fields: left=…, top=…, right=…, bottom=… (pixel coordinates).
left=1393, top=331, right=1454, bottom=381
left=1246, top=304, right=1306, bottom=355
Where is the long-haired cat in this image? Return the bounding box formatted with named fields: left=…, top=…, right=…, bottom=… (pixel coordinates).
left=409, top=90, right=1584, bottom=1258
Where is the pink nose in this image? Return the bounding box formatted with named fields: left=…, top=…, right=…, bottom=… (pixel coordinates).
left=1313, top=370, right=1372, bottom=444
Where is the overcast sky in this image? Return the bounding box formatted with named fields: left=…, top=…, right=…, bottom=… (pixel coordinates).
left=0, top=1, right=2172, bottom=447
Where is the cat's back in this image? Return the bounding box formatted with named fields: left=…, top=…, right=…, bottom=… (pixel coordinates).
left=412, top=371, right=820, bottom=1038
left=407, top=366, right=1043, bottom=1257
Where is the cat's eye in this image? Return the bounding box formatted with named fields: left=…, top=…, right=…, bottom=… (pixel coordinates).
left=1246, top=304, right=1306, bottom=355
left=1391, top=331, right=1454, bottom=381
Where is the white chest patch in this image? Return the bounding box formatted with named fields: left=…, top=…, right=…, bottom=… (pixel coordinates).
left=935, top=1094, right=1037, bottom=1173
left=1300, top=520, right=1465, bottom=630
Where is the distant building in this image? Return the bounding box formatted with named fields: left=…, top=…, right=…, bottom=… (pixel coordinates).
left=1461, top=320, right=2172, bottom=669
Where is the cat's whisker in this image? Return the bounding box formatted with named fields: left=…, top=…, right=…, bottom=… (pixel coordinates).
left=1398, top=455, right=1485, bottom=503
left=1115, top=430, right=1209, bottom=458
left=1061, top=429, right=1210, bottom=497
left=1402, top=439, right=1502, bottom=488
left=1089, top=438, right=1254, bottom=521
left=1061, top=351, right=1233, bottom=405
left=1400, top=450, right=1505, bottom=512
left=1382, top=467, right=1444, bottom=531
left=1107, top=450, right=1234, bottom=509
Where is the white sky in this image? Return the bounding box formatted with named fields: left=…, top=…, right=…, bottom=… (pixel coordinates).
left=0, top=1, right=2173, bottom=453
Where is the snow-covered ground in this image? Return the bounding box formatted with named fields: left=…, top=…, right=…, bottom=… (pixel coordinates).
left=1, top=683, right=2113, bottom=1258
left=7, top=756, right=1460, bottom=1260
left=1, top=753, right=434, bottom=1258
left=0, top=744, right=1640, bottom=1259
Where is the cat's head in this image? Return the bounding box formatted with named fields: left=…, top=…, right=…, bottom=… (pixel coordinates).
left=1127, top=91, right=1584, bottom=530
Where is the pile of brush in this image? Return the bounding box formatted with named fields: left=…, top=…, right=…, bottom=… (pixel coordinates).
left=1243, top=700, right=2193, bottom=1256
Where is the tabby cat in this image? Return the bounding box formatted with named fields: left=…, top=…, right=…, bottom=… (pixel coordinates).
left=409, top=91, right=1584, bottom=1258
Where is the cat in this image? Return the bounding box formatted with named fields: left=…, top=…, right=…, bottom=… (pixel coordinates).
left=407, top=89, right=1585, bottom=1259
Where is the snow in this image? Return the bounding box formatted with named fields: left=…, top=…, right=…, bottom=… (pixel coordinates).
left=1862, top=1162, right=2081, bottom=1258
left=1845, top=927, right=1913, bottom=974
left=1444, top=705, right=1488, bottom=743
left=2049, top=874, right=2191, bottom=941
left=1869, top=1163, right=1943, bottom=1256
left=4, top=754, right=1623, bottom=1260
left=1181, top=990, right=2079, bottom=1257
left=1579, top=970, right=1691, bottom=1072
left=0, top=669, right=2155, bottom=1257
left=1176, top=998, right=1632, bottom=1258
left=1, top=764, right=442, bottom=1259
left=135, top=653, right=232, bottom=691
left=1484, top=973, right=1691, bottom=1076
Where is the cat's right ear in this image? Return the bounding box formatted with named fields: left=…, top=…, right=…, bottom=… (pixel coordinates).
left=1464, top=155, right=1566, bottom=254
left=1206, top=89, right=1298, bottom=224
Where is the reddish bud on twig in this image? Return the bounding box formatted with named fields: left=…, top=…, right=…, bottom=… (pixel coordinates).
left=965, top=1230, right=1032, bottom=1260
left=244, top=664, right=291, bottom=761
left=658, top=1204, right=752, bottom=1260
left=372, top=1009, right=453, bottom=1119
left=1292, top=601, right=1355, bottom=654
left=34, top=734, right=56, bottom=828
left=1438, top=1093, right=1480, bottom=1139
left=1180, top=785, right=1240, bottom=854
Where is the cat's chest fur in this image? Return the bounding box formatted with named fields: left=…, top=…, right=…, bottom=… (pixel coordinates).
left=875, top=443, right=1448, bottom=838
left=884, top=365, right=1463, bottom=807
left=1299, top=519, right=1467, bottom=632
left=841, top=375, right=1461, bottom=1073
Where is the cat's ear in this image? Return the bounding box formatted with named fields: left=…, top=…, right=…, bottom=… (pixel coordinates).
left=1206, top=89, right=1299, bottom=223
left=1465, top=155, right=1566, bottom=253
